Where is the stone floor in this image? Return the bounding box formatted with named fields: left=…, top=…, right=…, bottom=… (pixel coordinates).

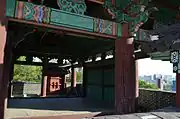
left=85, top=107, right=180, bottom=119
left=9, top=107, right=180, bottom=119
left=6, top=98, right=113, bottom=119
left=6, top=98, right=180, bottom=119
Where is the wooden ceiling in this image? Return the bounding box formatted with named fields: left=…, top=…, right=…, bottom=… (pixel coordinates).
left=9, top=22, right=114, bottom=60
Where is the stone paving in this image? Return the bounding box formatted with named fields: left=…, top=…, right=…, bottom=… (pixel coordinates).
left=6, top=98, right=180, bottom=119
left=6, top=98, right=113, bottom=119
left=10, top=107, right=180, bottom=119
left=85, top=107, right=180, bottom=119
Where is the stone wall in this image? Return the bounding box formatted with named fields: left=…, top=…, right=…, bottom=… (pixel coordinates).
left=12, top=82, right=41, bottom=97
left=138, top=88, right=176, bottom=111
left=11, top=82, right=176, bottom=110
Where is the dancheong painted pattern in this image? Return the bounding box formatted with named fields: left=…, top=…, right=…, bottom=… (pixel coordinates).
left=15, top=1, right=51, bottom=23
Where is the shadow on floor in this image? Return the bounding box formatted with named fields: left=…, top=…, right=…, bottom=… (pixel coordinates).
left=8, top=98, right=113, bottom=112
left=11, top=107, right=180, bottom=119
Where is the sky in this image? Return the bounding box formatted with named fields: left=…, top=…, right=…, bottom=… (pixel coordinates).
left=138, top=58, right=175, bottom=76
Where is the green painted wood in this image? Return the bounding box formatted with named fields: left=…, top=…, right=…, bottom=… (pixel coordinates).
left=104, top=87, right=114, bottom=104
left=150, top=51, right=170, bottom=61
left=6, top=0, right=16, bottom=17
left=87, top=69, right=102, bottom=84
left=151, top=56, right=170, bottom=61
left=6, top=1, right=118, bottom=36
left=57, top=0, right=87, bottom=15
left=50, top=9, right=94, bottom=31
left=104, top=69, right=114, bottom=85
left=23, top=2, right=36, bottom=21
left=87, top=86, right=102, bottom=100
left=117, top=23, right=122, bottom=38
left=150, top=51, right=170, bottom=57
left=104, top=0, right=159, bottom=36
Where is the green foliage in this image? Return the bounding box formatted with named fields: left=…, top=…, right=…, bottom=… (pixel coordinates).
left=17, top=56, right=26, bottom=61
left=76, top=71, right=83, bottom=82
left=13, top=56, right=42, bottom=83
left=13, top=64, right=42, bottom=83
left=139, top=80, right=158, bottom=89
left=163, top=83, right=172, bottom=91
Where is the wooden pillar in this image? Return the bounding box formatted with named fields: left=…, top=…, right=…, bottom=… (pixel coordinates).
left=135, top=60, right=139, bottom=111
left=41, top=76, right=47, bottom=97
left=176, top=73, right=180, bottom=107
left=83, top=64, right=87, bottom=97
left=115, top=23, right=136, bottom=114
left=0, top=27, right=7, bottom=119
left=135, top=61, right=139, bottom=98
left=0, top=0, right=10, bottom=118
left=0, top=28, right=14, bottom=119
left=73, top=70, right=77, bottom=87
left=67, top=65, right=78, bottom=96
left=71, top=66, right=75, bottom=88
left=41, top=57, right=47, bottom=97
left=8, top=60, right=14, bottom=98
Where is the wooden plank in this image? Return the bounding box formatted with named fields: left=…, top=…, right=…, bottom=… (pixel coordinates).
left=8, top=18, right=117, bottom=40
left=150, top=51, right=170, bottom=60
left=50, top=9, right=94, bottom=31
left=150, top=51, right=170, bottom=57
left=151, top=56, right=170, bottom=61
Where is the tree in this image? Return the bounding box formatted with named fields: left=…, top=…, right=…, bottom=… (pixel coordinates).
left=13, top=56, right=42, bottom=83
left=76, top=71, right=83, bottom=82
left=13, top=65, right=42, bottom=83
left=139, top=80, right=158, bottom=89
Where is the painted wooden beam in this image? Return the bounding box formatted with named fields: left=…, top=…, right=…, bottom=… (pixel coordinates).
left=86, top=0, right=104, bottom=4
left=8, top=18, right=117, bottom=40
left=6, top=1, right=119, bottom=38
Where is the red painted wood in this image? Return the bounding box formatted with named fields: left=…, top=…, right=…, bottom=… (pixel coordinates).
left=86, top=0, right=104, bottom=4
left=115, top=23, right=136, bottom=114
left=111, top=0, right=115, bottom=5
left=73, top=71, right=77, bottom=88
left=0, top=0, right=8, bottom=118
left=0, top=26, right=7, bottom=119
left=0, top=30, right=13, bottom=119
left=71, top=67, right=76, bottom=88
left=46, top=76, right=62, bottom=95
left=176, top=74, right=180, bottom=107
left=135, top=61, right=139, bottom=98
left=41, top=76, right=47, bottom=97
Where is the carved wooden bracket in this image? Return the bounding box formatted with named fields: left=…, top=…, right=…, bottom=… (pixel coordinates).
left=103, top=0, right=158, bottom=36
